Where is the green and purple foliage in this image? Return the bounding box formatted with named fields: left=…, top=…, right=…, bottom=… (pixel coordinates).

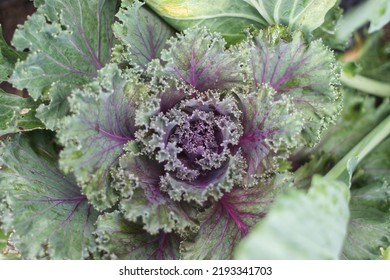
left=0, top=0, right=389, bottom=260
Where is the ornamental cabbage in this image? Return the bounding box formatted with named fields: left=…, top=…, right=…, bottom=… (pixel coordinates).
left=0, top=0, right=343, bottom=260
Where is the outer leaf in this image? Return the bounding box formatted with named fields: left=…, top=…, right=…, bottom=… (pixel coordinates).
left=342, top=138, right=390, bottom=260
left=146, top=0, right=337, bottom=42
left=10, top=0, right=118, bottom=100
left=145, top=0, right=266, bottom=44
left=113, top=151, right=197, bottom=234
left=95, top=212, right=180, bottom=260
left=161, top=27, right=244, bottom=92
left=343, top=182, right=390, bottom=260
left=312, top=5, right=347, bottom=50
left=0, top=133, right=98, bottom=259
left=240, top=25, right=341, bottom=146
left=0, top=89, right=44, bottom=136
left=0, top=25, right=26, bottom=82
left=237, top=85, right=302, bottom=186
left=294, top=90, right=390, bottom=189
left=336, top=0, right=390, bottom=42
left=113, top=0, right=174, bottom=69
left=181, top=174, right=291, bottom=260
left=367, top=0, right=390, bottom=33
left=243, top=0, right=338, bottom=34
left=235, top=175, right=350, bottom=259
left=59, top=64, right=147, bottom=210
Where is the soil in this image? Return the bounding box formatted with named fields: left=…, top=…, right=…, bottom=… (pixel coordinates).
left=0, top=0, right=34, bottom=95
left=0, top=0, right=35, bottom=43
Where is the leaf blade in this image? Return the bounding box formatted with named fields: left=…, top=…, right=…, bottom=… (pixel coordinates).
left=0, top=89, right=44, bottom=137
left=234, top=175, right=350, bottom=259
left=0, top=133, right=98, bottom=259
left=59, top=64, right=149, bottom=210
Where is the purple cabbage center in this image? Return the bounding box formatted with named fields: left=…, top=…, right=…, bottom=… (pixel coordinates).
left=173, top=119, right=220, bottom=161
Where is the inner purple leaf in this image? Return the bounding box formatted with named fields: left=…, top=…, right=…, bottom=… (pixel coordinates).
left=162, top=27, right=242, bottom=92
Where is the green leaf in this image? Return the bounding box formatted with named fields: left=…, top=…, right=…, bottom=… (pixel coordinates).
left=343, top=181, right=390, bottom=260
left=234, top=175, right=350, bottom=259
left=341, top=138, right=390, bottom=260
left=240, top=25, right=341, bottom=146
left=243, top=0, right=338, bottom=35
left=336, top=0, right=390, bottom=42
left=0, top=132, right=98, bottom=259
left=145, top=0, right=338, bottom=43
left=95, top=211, right=181, bottom=260
left=0, top=25, right=26, bottom=83
left=0, top=89, right=44, bottom=137
left=59, top=64, right=149, bottom=210
left=312, top=5, right=347, bottom=50
left=35, top=83, right=72, bottom=130
left=113, top=0, right=174, bottom=69
left=145, top=0, right=266, bottom=44
left=369, top=0, right=390, bottom=33
left=10, top=0, right=118, bottom=100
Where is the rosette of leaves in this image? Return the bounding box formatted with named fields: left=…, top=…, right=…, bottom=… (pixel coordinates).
left=0, top=0, right=340, bottom=260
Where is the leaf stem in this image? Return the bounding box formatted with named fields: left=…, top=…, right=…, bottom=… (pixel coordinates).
left=326, top=114, right=390, bottom=180
left=341, top=72, right=390, bottom=98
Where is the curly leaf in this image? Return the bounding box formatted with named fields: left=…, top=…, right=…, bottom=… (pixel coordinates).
left=10, top=0, right=118, bottom=100
left=181, top=174, right=291, bottom=260
left=35, top=83, right=72, bottom=130
left=161, top=152, right=246, bottom=204
left=237, top=85, right=302, bottom=185
left=0, top=133, right=98, bottom=259
left=0, top=90, right=44, bottom=137
left=95, top=212, right=180, bottom=260
left=59, top=64, right=148, bottom=210
left=136, top=90, right=246, bottom=204
left=161, top=27, right=243, bottom=92
left=113, top=151, right=197, bottom=234
left=235, top=175, right=350, bottom=259
left=114, top=0, right=174, bottom=69
left=240, top=25, right=341, bottom=146
left=145, top=0, right=266, bottom=44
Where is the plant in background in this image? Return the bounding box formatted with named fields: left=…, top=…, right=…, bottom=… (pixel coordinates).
left=0, top=0, right=389, bottom=260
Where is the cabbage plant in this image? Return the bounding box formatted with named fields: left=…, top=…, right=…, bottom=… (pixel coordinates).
left=0, top=0, right=389, bottom=260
